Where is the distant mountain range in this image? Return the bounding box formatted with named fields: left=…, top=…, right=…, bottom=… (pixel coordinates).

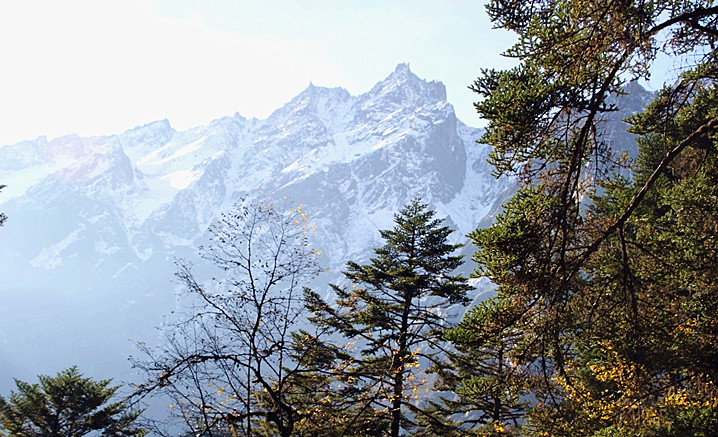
left=0, top=64, right=651, bottom=394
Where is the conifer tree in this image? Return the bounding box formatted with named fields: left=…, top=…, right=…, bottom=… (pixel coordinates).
left=451, top=0, right=718, bottom=435
left=0, top=366, right=146, bottom=437
left=306, top=199, right=470, bottom=437
left=424, top=297, right=533, bottom=436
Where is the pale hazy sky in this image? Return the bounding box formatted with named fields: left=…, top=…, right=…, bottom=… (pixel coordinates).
left=1, top=1, right=677, bottom=147
left=0, top=0, right=522, bottom=146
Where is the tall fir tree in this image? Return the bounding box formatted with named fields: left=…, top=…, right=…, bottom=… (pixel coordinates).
left=306, top=199, right=471, bottom=437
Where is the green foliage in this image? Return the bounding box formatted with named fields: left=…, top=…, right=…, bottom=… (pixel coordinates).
left=446, top=0, right=718, bottom=436
left=0, top=366, right=146, bottom=437
left=307, top=199, right=470, bottom=437
left=426, top=297, right=533, bottom=436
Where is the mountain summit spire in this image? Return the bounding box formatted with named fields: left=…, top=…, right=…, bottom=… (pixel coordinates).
left=395, top=63, right=411, bottom=75
left=364, top=63, right=446, bottom=105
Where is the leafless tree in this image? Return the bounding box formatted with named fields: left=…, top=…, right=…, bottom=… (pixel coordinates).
left=133, top=196, right=323, bottom=437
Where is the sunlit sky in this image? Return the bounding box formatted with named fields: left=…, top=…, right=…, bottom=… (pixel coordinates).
left=0, top=0, right=515, bottom=146
left=1, top=1, right=678, bottom=148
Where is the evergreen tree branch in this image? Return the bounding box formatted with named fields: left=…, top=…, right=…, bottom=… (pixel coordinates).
left=578, top=116, right=718, bottom=268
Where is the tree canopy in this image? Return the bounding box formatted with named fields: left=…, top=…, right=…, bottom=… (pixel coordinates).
left=306, top=199, right=471, bottom=437
left=441, top=0, right=718, bottom=435
left=0, top=366, right=146, bottom=437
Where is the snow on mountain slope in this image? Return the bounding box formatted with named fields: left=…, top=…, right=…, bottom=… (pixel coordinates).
left=0, top=63, right=568, bottom=395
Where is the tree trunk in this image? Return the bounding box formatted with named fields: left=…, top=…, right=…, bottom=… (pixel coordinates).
left=390, top=290, right=412, bottom=437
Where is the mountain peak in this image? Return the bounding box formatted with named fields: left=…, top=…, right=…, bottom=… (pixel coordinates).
left=115, top=118, right=175, bottom=155
left=366, top=64, right=447, bottom=107
left=388, top=62, right=417, bottom=85
left=394, top=62, right=411, bottom=76
left=292, top=81, right=348, bottom=99
left=265, top=83, right=352, bottom=126
left=122, top=119, right=174, bottom=137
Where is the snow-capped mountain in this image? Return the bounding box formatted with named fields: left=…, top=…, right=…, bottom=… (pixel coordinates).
left=0, top=64, right=513, bottom=389
left=0, top=64, right=647, bottom=393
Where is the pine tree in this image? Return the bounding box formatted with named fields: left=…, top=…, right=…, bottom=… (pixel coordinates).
left=306, top=199, right=470, bottom=437
left=0, top=366, right=146, bottom=437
